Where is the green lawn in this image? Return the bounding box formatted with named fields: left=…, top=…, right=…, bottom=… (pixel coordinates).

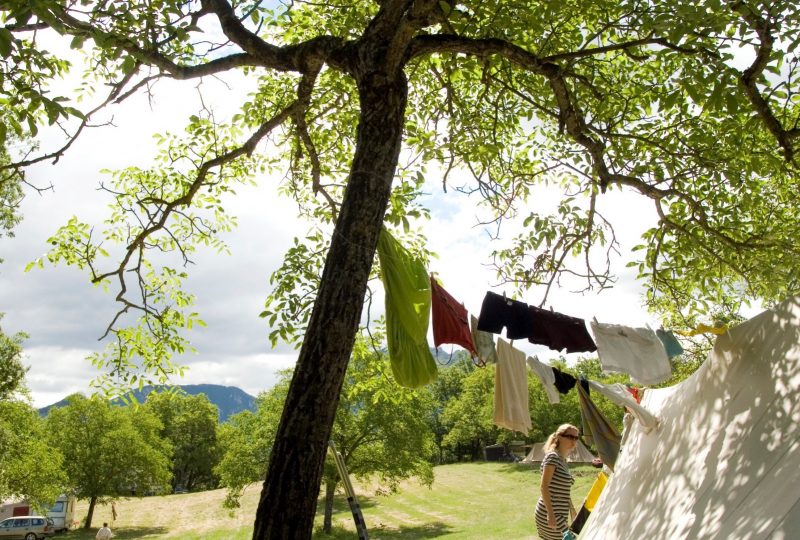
left=60, top=462, right=598, bottom=539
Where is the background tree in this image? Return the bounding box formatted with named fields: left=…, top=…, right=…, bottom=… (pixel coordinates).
left=0, top=322, right=67, bottom=506
left=3, top=1, right=800, bottom=537
left=425, top=353, right=475, bottom=463
left=216, top=378, right=288, bottom=509
left=441, top=365, right=499, bottom=461
left=45, top=394, right=172, bottom=528
left=0, top=319, right=26, bottom=402
left=143, top=391, right=222, bottom=492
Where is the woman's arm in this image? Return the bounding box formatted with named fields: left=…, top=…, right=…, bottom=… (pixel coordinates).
left=540, top=463, right=558, bottom=529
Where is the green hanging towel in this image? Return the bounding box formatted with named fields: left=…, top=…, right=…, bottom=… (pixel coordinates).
left=377, top=228, right=437, bottom=388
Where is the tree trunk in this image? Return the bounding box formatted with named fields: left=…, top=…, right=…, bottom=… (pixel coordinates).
left=323, top=478, right=337, bottom=534
left=252, top=71, right=409, bottom=539
left=84, top=496, right=97, bottom=529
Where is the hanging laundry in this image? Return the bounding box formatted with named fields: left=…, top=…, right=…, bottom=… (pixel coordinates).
left=590, top=320, right=671, bottom=385
left=624, top=384, right=643, bottom=404
left=477, top=291, right=532, bottom=339
left=569, top=472, right=608, bottom=534
left=376, top=229, right=437, bottom=388
left=656, top=328, right=684, bottom=358
left=430, top=276, right=477, bottom=356
left=494, top=338, right=531, bottom=434
left=587, top=380, right=658, bottom=431
left=527, top=305, right=597, bottom=353
left=470, top=314, right=497, bottom=365
left=577, top=382, right=621, bottom=471
left=674, top=323, right=729, bottom=336
left=552, top=367, right=577, bottom=394
left=526, top=355, right=560, bottom=404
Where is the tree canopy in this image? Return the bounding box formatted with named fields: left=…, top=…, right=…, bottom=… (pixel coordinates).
left=142, top=391, right=222, bottom=492
left=45, top=394, right=172, bottom=528
left=3, top=0, right=800, bottom=537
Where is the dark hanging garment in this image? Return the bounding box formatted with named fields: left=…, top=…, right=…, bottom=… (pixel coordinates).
left=526, top=305, right=597, bottom=353
left=476, top=291, right=532, bottom=339
left=552, top=367, right=577, bottom=394
left=430, top=276, right=477, bottom=356
left=577, top=383, right=621, bottom=471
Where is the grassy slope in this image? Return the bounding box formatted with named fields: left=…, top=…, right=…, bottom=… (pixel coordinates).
left=62, top=462, right=598, bottom=539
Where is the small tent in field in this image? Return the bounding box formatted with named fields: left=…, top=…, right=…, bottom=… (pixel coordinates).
left=522, top=440, right=596, bottom=465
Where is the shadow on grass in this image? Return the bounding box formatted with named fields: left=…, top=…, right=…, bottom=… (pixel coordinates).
left=315, top=522, right=453, bottom=539
left=60, top=526, right=169, bottom=539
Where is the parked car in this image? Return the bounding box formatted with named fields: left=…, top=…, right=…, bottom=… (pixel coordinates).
left=0, top=516, right=54, bottom=539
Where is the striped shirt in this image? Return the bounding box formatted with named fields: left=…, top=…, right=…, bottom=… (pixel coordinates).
left=535, top=451, right=574, bottom=540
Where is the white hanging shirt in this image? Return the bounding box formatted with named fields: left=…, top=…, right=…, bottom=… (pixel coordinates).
left=590, top=320, right=671, bottom=385
left=526, top=355, right=560, bottom=404
left=494, top=338, right=531, bottom=434
left=587, top=380, right=658, bottom=431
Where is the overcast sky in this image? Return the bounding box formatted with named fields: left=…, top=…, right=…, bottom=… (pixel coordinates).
left=1, top=45, right=666, bottom=408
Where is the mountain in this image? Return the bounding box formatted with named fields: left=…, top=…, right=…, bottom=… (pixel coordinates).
left=38, top=384, right=257, bottom=422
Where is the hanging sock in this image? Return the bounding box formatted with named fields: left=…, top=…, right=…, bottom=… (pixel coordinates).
left=656, top=328, right=684, bottom=358
left=527, top=355, right=560, bottom=404
left=430, top=276, right=477, bottom=356
left=494, top=338, right=531, bottom=434
left=377, top=229, right=437, bottom=388
left=674, top=323, right=729, bottom=337
left=470, top=315, right=497, bottom=365
left=590, top=320, right=672, bottom=385
left=552, top=367, right=577, bottom=394
left=625, top=384, right=643, bottom=404
left=577, top=382, right=621, bottom=471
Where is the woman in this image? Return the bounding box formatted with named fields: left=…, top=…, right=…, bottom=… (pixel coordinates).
left=535, top=424, right=579, bottom=540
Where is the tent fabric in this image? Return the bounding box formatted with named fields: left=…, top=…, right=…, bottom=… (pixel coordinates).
left=376, top=229, right=437, bottom=388
left=581, top=296, right=800, bottom=540
left=522, top=441, right=596, bottom=464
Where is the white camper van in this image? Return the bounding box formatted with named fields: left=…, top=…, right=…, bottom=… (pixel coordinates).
left=46, top=495, right=75, bottom=532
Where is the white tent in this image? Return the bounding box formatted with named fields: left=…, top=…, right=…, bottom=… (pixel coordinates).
left=581, top=296, right=800, bottom=539
left=522, top=440, right=596, bottom=464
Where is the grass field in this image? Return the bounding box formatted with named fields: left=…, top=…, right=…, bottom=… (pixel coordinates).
left=60, top=462, right=598, bottom=539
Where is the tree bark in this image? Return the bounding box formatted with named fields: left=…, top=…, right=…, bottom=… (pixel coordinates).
left=323, top=478, right=337, bottom=533
left=252, top=68, right=409, bottom=539
left=84, top=496, right=97, bottom=529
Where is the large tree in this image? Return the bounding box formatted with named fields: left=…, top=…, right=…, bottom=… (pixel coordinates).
left=3, top=1, right=800, bottom=537
left=45, top=394, right=172, bottom=528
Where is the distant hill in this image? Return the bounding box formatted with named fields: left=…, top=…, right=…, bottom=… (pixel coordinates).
left=39, top=384, right=257, bottom=422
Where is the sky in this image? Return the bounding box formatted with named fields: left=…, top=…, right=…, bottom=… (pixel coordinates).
left=1, top=42, right=667, bottom=409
